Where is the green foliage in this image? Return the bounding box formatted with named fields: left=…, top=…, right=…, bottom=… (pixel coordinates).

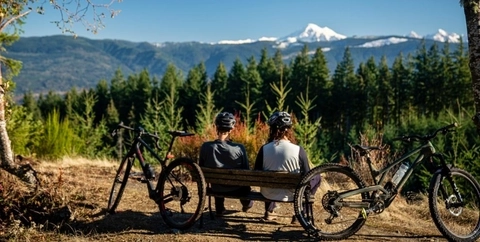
left=6, top=105, right=42, bottom=156
left=35, top=109, right=78, bottom=160
left=263, top=78, right=291, bottom=119
left=70, top=91, right=110, bottom=158
left=195, top=84, right=219, bottom=136
left=294, top=91, right=323, bottom=166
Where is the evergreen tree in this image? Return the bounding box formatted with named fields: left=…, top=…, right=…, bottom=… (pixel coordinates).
left=180, top=62, right=208, bottom=129
left=375, top=56, right=393, bottom=127
left=242, top=56, right=263, bottom=124
left=331, top=47, right=357, bottom=151
left=109, top=68, right=128, bottom=122
left=257, top=48, right=281, bottom=116
left=226, top=58, right=246, bottom=113
left=289, top=44, right=310, bottom=116
left=21, top=91, right=42, bottom=120
left=391, top=53, right=414, bottom=124
left=211, top=62, right=229, bottom=111
left=425, top=42, right=443, bottom=116
left=93, top=79, right=111, bottom=124
left=412, top=39, right=430, bottom=116
left=159, top=63, right=184, bottom=104
left=452, top=39, right=473, bottom=111
left=356, top=57, right=378, bottom=125
left=37, top=91, right=65, bottom=120
left=195, top=83, right=219, bottom=136
left=308, top=47, right=331, bottom=121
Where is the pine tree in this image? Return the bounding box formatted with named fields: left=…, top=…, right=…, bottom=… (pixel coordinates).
left=241, top=56, right=263, bottom=124
left=308, top=47, right=331, bottom=121
left=226, top=58, right=246, bottom=113
left=180, top=62, right=208, bottom=129
left=93, top=79, right=111, bottom=124
left=376, top=56, right=393, bottom=126
left=391, top=53, right=414, bottom=124
left=211, top=62, right=229, bottom=110
left=257, top=48, right=280, bottom=115
left=289, top=44, right=310, bottom=115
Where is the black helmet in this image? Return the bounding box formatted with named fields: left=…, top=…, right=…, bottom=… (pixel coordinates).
left=267, top=111, right=292, bottom=130
left=215, top=112, right=236, bottom=130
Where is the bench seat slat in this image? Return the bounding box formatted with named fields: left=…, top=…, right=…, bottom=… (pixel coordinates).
left=201, top=167, right=302, bottom=189
left=204, top=178, right=297, bottom=189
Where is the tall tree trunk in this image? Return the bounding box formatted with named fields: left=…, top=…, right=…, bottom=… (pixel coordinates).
left=464, top=1, right=480, bottom=131
left=0, top=63, right=14, bottom=167
left=0, top=63, right=37, bottom=185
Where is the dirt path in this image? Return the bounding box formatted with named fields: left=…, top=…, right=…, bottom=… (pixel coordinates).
left=18, top=159, right=450, bottom=241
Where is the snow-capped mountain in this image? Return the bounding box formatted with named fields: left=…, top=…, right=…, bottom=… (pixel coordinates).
left=409, top=29, right=463, bottom=43
left=356, top=37, right=409, bottom=48
left=277, top=23, right=347, bottom=43
left=210, top=23, right=465, bottom=47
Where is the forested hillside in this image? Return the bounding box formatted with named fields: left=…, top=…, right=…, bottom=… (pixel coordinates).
left=5, top=35, right=458, bottom=96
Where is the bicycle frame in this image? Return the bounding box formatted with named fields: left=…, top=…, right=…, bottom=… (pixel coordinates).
left=333, top=140, right=437, bottom=208
left=121, top=129, right=181, bottom=201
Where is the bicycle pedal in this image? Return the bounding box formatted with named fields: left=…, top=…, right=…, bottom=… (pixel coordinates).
left=361, top=208, right=368, bottom=219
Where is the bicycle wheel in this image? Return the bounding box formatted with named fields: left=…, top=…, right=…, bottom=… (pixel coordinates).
left=428, top=167, right=480, bottom=242
left=294, top=163, right=368, bottom=240
left=107, top=156, right=134, bottom=213
left=157, top=157, right=206, bottom=230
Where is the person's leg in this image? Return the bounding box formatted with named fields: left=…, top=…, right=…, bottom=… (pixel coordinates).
left=264, top=201, right=277, bottom=220
left=265, top=201, right=276, bottom=212
left=237, top=186, right=253, bottom=212
left=214, top=196, right=226, bottom=216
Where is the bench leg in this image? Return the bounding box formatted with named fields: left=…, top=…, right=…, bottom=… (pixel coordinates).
left=208, top=195, right=214, bottom=220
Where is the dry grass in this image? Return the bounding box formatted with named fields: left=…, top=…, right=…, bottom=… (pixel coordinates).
left=0, top=157, right=450, bottom=242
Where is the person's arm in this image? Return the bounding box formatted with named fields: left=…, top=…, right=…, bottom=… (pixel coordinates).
left=240, top=145, right=249, bottom=169
left=198, top=143, right=206, bottom=167
left=254, top=146, right=265, bottom=170
left=299, top=146, right=310, bottom=174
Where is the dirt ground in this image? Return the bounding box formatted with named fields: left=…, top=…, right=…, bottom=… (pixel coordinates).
left=2, top=158, right=450, bottom=242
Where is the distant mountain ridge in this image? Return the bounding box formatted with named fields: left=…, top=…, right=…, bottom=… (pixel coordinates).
left=5, top=23, right=465, bottom=97
left=208, top=23, right=464, bottom=45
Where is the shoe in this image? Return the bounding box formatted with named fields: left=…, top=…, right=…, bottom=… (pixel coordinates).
left=264, top=211, right=277, bottom=221
left=242, top=205, right=252, bottom=213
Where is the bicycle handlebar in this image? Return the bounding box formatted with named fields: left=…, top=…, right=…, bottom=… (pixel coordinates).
left=112, top=122, right=194, bottom=139
left=392, top=122, right=458, bottom=143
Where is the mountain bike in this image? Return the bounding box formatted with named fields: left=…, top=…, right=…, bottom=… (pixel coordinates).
left=293, top=123, right=480, bottom=241
left=106, top=122, right=206, bottom=230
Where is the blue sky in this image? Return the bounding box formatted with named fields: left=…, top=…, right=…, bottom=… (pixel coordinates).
left=20, top=0, right=467, bottom=43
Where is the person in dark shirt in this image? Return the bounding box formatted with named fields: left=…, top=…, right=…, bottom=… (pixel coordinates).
left=255, top=111, right=320, bottom=222
left=199, top=112, right=253, bottom=216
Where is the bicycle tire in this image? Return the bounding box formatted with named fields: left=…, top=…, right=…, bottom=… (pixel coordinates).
left=157, top=157, right=206, bottom=230
left=294, top=163, right=368, bottom=240
left=107, top=156, right=134, bottom=213
left=428, top=167, right=480, bottom=242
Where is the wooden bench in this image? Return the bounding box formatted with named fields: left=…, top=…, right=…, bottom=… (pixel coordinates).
left=199, top=167, right=306, bottom=227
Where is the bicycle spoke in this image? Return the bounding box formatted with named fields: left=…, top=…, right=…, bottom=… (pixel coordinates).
left=295, top=164, right=368, bottom=240
left=158, top=158, right=206, bottom=230
left=429, top=168, right=480, bottom=241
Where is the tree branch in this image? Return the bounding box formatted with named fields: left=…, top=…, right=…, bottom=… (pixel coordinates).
left=0, top=10, right=31, bottom=33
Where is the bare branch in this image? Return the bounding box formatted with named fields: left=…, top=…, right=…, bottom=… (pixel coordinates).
left=44, top=0, right=121, bottom=35
left=0, top=10, right=31, bottom=33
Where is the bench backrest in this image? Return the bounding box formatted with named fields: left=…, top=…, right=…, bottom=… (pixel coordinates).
left=201, top=167, right=302, bottom=189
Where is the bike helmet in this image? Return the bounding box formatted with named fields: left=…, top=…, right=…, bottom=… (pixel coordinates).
left=267, top=111, right=292, bottom=130
left=215, top=112, right=236, bottom=130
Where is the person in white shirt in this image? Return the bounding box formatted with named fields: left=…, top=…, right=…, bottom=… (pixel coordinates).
left=254, top=111, right=320, bottom=222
